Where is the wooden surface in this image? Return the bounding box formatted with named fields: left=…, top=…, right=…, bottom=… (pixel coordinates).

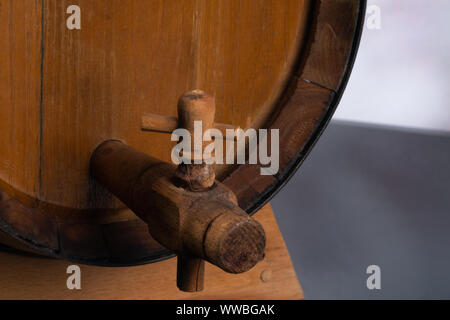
left=0, top=0, right=366, bottom=265
left=0, top=205, right=303, bottom=300
left=0, top=0, right=310, bottom=211
left=0, top=0, right=42, bottom=202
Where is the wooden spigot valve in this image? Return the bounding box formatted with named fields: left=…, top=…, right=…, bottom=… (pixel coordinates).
left=90, top=90, right=266, bottom=293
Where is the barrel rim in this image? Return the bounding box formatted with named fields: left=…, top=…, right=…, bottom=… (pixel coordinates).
left=246, top=0, right=368, bottom=214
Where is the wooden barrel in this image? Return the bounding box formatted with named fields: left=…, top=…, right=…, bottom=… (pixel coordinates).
left=0, top=0, right=366, bottom=265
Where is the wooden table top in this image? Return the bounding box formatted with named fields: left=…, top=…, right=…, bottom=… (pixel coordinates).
left=0, top=204, right=303, bottom=300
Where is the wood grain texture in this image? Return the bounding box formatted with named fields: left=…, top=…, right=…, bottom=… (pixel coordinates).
left=0, top=0, right=366, bottom=264
left=40, top=0, right=198, bottom=211
left=195, top=0, right=311, bottom=130
left=0, top=205, right=303, bottom=300
left=0, top=0, right=41, bottom=203
left=37, top=0, right=311, bottom=212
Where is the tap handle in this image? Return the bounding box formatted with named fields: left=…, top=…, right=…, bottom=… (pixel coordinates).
left=173, top=90, right=216, bottom=191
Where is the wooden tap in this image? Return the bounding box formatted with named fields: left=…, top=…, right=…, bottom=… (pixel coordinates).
left=90, top=90, right=266, bottom=292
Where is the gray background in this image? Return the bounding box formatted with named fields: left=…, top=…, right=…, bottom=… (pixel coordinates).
left=272, top=122, right=450, bottom=299
left=271, top=1, right=450, bottom=299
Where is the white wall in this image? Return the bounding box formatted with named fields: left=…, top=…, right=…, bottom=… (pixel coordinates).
left=334, top=0, right=450, bottom=133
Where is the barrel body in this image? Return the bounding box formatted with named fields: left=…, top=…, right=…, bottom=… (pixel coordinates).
left=0, top=0, right=366, bottom=265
